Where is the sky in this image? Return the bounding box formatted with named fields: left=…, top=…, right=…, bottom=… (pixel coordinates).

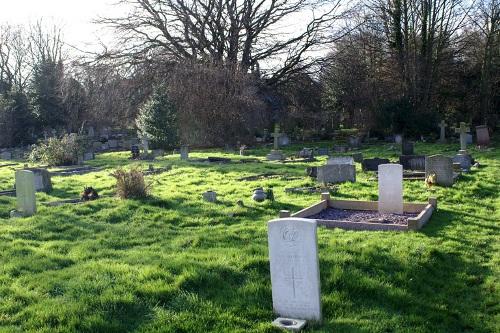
left=0, top=0, right=120, bottom=53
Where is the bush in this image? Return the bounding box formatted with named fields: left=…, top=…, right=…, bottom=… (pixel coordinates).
left=111, top=167, right=150, bottom=199
left=28, top=134, right=89, bottom=166
left=136, top=84, right=178, bottom=149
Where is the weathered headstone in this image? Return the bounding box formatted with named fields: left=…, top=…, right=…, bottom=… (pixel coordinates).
left=347, top=136, right=361, bottom=148
left=378, top=164, right=403, bottom=214
left=362, top=158, right=390, bottom=171
left=267, top=125, right=286, bottom=161
left=453, top=151, right=472, bottom=171
left=180, top=145, right=189, bottom=160
left=425, top=155, right=454, bottom=187
left=438, top=120, right=447, bottom=143
left=401, top=141, right=414, bottom=155
left=84, top=152, right=95, bottom=161
left=24, top=168, right=52, bottom=192
left=202, top=191, right=217, bottom=202
left=399, top=155, right=425, bottom=171
left=11, top=170, right=36, bottom=217
left=327, top=156, right=354, bottom=165
left=141, top=138, right=149, bottom=154
left=395, top=134, right=403, bottom=144
left=297, top=148, right=314, bottom=159
left=454, top=122, right=470, bottom=151
left=268, top=218, right=321, bottom=321
left=476, top=125, right=490, bottom=147
left=317, top=164, right=355, bottom=183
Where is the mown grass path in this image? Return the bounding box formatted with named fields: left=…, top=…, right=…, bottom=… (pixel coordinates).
left=0, top=140, right=498, bottom=332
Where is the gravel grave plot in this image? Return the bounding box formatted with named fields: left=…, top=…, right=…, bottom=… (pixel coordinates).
left=308, top=208, right=419, bottom=225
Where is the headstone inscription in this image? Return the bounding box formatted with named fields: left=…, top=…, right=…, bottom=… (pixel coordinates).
left=378, top=164, right=403, bottom=214
left=425, top=155, right=454, bottom=187
left=268, top=218, right=321, bottom=321
left=454, top=122, right=470, bottom=151
left=438, top=120, right=447, bottom=143
left=476, top=125, right=490, bottom=147
left=11, top=170, right=36, bottom=217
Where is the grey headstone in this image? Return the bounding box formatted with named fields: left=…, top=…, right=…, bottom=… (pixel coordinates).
left=24, top=168, right=52, bottom=192
left=268, top=218, right=321, bottom=321
left=395, top=134, right=403, bottom=144
left=326, top=156, right=354, bottom=165
left=476, top=126, right=490, bottom=146
left=202, top=191, right=217, bottom=202
left=452, top=152, right=472, bottom=171
left=378, top=164, right=403, bottom=214
left=317, top=164, right=355, bottom=183
left=84, top=152, right=95, bottom=161
left=347, top=136, right=361, bottom=148
left=425, top=155, right=454, bottom=187
left=402, top=141, right=414, bottom=155
left=399, top=155, right=425, bottom=171
left=352, top=153, right=363, bottom=163
left=180, top=146, right=189, bottom=160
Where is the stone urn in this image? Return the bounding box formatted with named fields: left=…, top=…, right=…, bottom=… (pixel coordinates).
left=202, top=190, right=217, bottom=202
left=252, top=188, right=267, bottom=202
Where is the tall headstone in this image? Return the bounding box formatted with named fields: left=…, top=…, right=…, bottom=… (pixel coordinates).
left=141, top=138, right=149, bottom=154
left=378, top=164, right=403, bottom=214
left=476, top=125, right=490, bottom=147
left=180, top=145, right=189, bottom=160
left=438, top=120, right=447, bottom=143
left=11, top=170, right=36, bottom=217
left=267, top=124, right=286, bottom=161
left=268, top=218, right=321, bottom=321
left=425, top=155, right=454, bottom=187
left=454, top=122, right=470, bottom=151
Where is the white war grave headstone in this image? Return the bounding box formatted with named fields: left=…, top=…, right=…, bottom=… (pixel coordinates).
left=378, top=164, right=403, bottom=214
left=268, top=218, right=321, bottom=321
left=10, top=170, right=36, bottom=217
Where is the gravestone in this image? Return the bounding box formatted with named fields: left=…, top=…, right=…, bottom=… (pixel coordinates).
left=378, top=164, right=403, bottom=214
left=317, top=164, right=356, bottom=184
left=267, top=125, right=286, bottom=161
left=362, top=158, right=390, bottom=171
left=399, top=155, right=425, bottom=171
left=202, top=191, right=217, bottom=202
left=438, top=120, right=447, bottom=143
left=395, top=134, right=403, bottom=144
left=401, top=141, right=414, bottom=155
left=0, top=151, right=12, bottom=160
left=333, top=145, right=348, bottom=153
left=279, top=134, right=291, bottom=146
left=425, top=155, right=454, bottom=187
left=476, top=125, right=490, bottom=146
left=347, top=136, right=361, bottom=148
left=352, top=153, right=363, bottom=163
left=180, top=145, right=189, bottom=160
left=11, top=170, right=36, bottom=217
left=268, top=218, right=321, bottom=321
left=297, top=148, right=314, bottom=159
left=327, top=156, right=354, bottom=165
left=454, top=122, right=470, bottom=151
left=84, top=152, right=95, bottom=161
left=453, top=151, right=472, bottom=171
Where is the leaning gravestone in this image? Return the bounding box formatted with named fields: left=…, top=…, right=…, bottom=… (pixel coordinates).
left=10, top=170, right=36, bottom=217
left=268, top=218, right=321, bottom=321
left=378, top=164, right=403, bottom=214
left=425, top=155, right=454, bottom=187
left=362, top=158, right=390, bottom=172
left=476, top=125, right=490, bottom=147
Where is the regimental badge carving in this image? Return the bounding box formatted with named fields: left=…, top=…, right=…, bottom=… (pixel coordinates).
left=281, top=226, right=298, bottom=243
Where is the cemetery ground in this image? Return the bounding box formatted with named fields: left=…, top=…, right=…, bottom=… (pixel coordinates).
left=0, top=141, right=498, bottom=333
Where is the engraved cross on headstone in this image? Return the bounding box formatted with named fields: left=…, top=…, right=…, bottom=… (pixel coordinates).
left=454, top=122, right=470, bottom=151
left=271, top=125, right=282, bottom=150
left=438, top=120, right=447, bottom=142
left=284, top=266, right=304, bottom=298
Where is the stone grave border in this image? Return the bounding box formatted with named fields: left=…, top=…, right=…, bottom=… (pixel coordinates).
left=279, top=193, right=436, bottom=231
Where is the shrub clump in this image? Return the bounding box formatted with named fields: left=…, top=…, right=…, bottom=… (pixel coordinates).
left=111, top=167, right=150, bottom=199
left=28, top=134, right=88, bottom=166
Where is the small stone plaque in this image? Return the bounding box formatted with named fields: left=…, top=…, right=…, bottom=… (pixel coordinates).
left=378, top=164, right=403, bottom=214
left=268, top=218, right=321, bottom=321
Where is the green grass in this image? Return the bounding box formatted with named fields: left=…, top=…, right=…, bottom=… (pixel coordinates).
left=0, top=140, right=498, bottom=333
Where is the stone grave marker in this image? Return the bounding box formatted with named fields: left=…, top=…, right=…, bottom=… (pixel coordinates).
left=438, top=120, right=447, bottom=143
left=279, top=134, right=291, bottom=146
left=352, top=153, right=363, bottom=163
left=180, top=145, right=189, bottom=160
left=11, top=170, right=36, bottom=217
left=425, top=155, right=454, bottom=187
left=317, top=164, right=356, bottom=184
left=378, top=164, right=403, bottom=214
left=402, top=141, right=414, bottom=155
left=399, top=155, right=425, bottom=171
left=141, top=138, right=149, bottom=154
left=268, top=218, right=321, bottom=321
left=348, top=136, right=361, bottom=148
left=454, top=122, right=470, bottom=151
left=0, top=151, right=12, bottom=160
left=362, top=158, right=390, bottom=171
left=317, top=148, right=329, bottom=156
left=108, top=139, right=118, bottom=149
left=84, top=152, right=95, bottom=161
left=327, top=156, right=354, bottom=165
left=476, top=125, right=490, bottom=146
left=267, top=125, right=286, bottom=161
left=452, top=151, right=472, bottom=171
left=24, top=168, right=52, bottom=192
left=395, top=134, right=403, bottom=144
left=297, top=148, right=314, bottom=159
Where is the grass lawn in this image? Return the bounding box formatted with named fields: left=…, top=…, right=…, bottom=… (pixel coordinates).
left=0, top=140, right=498, bottom=333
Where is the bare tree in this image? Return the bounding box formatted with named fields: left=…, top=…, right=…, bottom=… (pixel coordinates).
left=98, top=0, right=354, bottom=84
